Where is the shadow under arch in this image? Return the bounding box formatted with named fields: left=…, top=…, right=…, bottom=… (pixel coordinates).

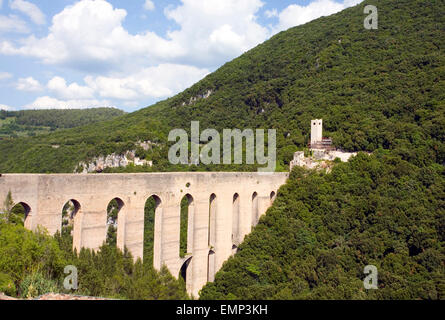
left=10, top=202, right=31, bottom=226
left=143, top=194, right=162, bottom=268
left=207, top=193, right=217, bottom=283
left=180, top=193, right=194, bottom=258
left=179, top=255, right=193, bottom=283
left=270, top=191, right=276, bottom=204
left=208, top=193, right=217, bottom=248
left=61, top=199, right=81, bottom=237
left=207, top=249, right=216, bottom=282
left=251, top=191, right=258, bottom=226
left=106, top=197, right=125, bottom=246
left=232, top=193, right=240, bottom=246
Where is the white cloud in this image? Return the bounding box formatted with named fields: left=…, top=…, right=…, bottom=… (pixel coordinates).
left=0, top=0, right=365, bottom=70
left=264, top=9, right=278, bottom=18
left=164, top=0, right=268, bottom=66
left=47, top=76, right=94, bottom=99
left=21, top=96, right=112, bottom=110
left=0, top=72, right=12, bottom=80
left=0, top=104, right=14, bottom=111
left=10, top=0, right=46, bottom=25
left=209, top=24, right=246, bottom=56
left=16, top=77, right=43, bottom=91
left=8, top=63, right=208, bottom=110
left=0, top=0, right=268, bottom=70
left=143, top=0, right=155, bottom=11
left=343, top=0, right=363, bottom=6
left=273, top=0, right=363, bottom=34
left=1, top=0, right=365, bottom=111
left=0, top=14, right=29, bottom=33
left=85, top=63, right=209, bottom=100
left=0, top=0, right=181, bottom=69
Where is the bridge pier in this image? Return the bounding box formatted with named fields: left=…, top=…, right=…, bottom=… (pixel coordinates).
left=189, top=194, right=212, bottom=297
left=214, top=192, right=233, bottom=274
left=159, top=193, right=182, bottom=275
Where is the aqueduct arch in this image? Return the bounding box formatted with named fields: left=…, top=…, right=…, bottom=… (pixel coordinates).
left=0, top=172, right=288, bottom=297
left=61, top=199, right=81, bottom=243
left=232, top=193, right=240, bottom=248
left=9, top=201, right=31, bottom=227
left=251, top=192, right=259, bottom=226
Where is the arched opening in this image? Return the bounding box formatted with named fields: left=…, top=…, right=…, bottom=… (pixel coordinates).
left=208, top=194, right=217, bottom=248
left=270, top=191, right=276, bottom=204
left=251, top=192, right=258, bottom=226
left=61, top=200, right=81, bottom=246
left=9, top=202, right=31, bottom=226
left=207, top=194, right=217, bottom=283
left=106, top=198, right=124, bottom=246
left=143, top=195, right=162, bottom=266
left=232, top=193, right=240, bottom=246
left=207, top=249, right=216, bottom=282
left=179, top=257, right=192, bottom=283
left=180, top=194, right=194, bottom=258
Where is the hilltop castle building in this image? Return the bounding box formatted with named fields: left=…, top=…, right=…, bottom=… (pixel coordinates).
left=290, top=119, right=358, bottom=170
left=311, top=119, right=323, bottom=146
left=310, top=119, right=333, bottom=150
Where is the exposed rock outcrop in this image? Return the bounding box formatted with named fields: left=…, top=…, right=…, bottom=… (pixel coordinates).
left=290, top=149, right=361, bottom=171
left=181, top=89, right=213, bottom=106
left=74, top=141, right=154, bottom=174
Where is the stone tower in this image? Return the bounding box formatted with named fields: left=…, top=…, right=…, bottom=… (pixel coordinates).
left=311, top=119, right=323, bottom=146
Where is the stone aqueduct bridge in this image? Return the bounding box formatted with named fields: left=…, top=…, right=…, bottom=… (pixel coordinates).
left=0, top=172, right=288, bottom=296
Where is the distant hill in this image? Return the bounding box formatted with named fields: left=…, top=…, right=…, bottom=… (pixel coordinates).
left=0, top=108, right=126, bottom=140
left=0, top=0, right=442, bottom=173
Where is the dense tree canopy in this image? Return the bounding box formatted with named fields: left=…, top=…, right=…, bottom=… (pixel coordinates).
left=0, top=108, right=125, bottom=139
left=200, top=153, right=445, bottom=299
left=0, top=212, right=188, bottom=299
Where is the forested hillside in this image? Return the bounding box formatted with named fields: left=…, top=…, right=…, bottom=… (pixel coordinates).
left=0, top=108, right=125, bottom=139
left=200, top=153, right=444, bottom=299
left=0, top=0, right=442, bottom=173
left=0, top=205, right=188, bottom=300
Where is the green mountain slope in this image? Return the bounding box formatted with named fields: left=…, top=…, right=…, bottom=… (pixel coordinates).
left=200, top=154, right=444, bottom=299
left=0, top=108, right=125, bottom=139
left=0, top=0, right=443, bottom=173
left=196, top=0, right=445, bottom=299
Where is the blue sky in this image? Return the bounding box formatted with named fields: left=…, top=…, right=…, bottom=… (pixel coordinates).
left=0, top=0, right=362, bottom=112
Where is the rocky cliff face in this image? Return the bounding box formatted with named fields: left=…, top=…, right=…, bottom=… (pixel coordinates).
left=181, top=89, right=213, bottom=106
left=290, top=149, right=360, bottom=171
left=74, top=141, right=154, bottom=173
